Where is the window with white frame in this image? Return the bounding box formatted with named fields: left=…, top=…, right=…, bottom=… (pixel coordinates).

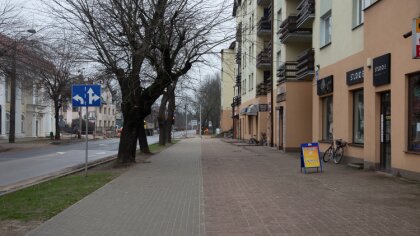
left=353, top=0, right=364, bottom=28
left=320, top=11, right=332, bottom=47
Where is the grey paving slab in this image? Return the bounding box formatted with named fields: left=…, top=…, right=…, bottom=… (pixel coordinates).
left=202, top=139, right=420, bottom=236
left=28, top=138, right=204, bottom=236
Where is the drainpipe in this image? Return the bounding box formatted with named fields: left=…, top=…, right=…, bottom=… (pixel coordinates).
left=269, top=0, right=274, bottom=147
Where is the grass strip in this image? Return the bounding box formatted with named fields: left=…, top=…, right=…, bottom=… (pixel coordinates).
left=0, top=172, right=116, bottom=222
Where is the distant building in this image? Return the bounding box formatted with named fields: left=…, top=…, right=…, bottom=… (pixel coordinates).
left=220, top=42, right=236, bottom=133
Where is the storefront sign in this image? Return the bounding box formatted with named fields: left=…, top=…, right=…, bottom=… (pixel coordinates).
left=317, top=75, right=333, bottom=96
left=373, top=53, right=391, bottom=86
left=259, top=104, right=269, bottom=112
left=412, top=18, right=420, bottom=59
left=346, top=67, right=364, bottom=85
left=300, top=143, right=322, bottom=173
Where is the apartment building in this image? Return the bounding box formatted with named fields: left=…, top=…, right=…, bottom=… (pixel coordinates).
left=62, top=87, right=116, bottom=133
left=220, top=42, right=236, bottom=132
left=232, top=0, right=271, bottom=141
left=314, top=0, right=420, bottom=179
left=272, top=0, right=314, bottom=151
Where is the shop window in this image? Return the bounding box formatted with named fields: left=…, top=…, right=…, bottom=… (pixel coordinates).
left=408, top=74, right=420, bottom=151
left=353, top=90, right=364, bottom=144
left=322, top=96, right=333, bottom=140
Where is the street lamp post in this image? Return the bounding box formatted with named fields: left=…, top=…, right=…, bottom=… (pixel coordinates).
left=8, top=29, right=36, bottom=143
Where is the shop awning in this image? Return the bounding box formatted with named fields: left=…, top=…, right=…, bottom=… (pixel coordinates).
left=239, top=108, right=248, bottom=115
left=247, top=105, right=258, bottom=116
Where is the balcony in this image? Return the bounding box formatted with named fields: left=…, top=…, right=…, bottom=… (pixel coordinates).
left=236, top=74, right=241, bottom=86
left=278, top=16, right=312, bottom=43
left=296, top=0, right=315, bottom=28
left=236, top=23, right=242, bottom=42
left=296, top=48, right=315, bottom=80
left=257, top=0, right=271, bottom=6
left=233, top=96, right=241, bottom=106
left=256, top=48, right=271, bottom=69
left=276, top=62, right=298, bottom=84
left=257, top=17, right=271, bottom=37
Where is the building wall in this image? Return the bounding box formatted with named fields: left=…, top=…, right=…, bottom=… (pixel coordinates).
left=364, top=0, right=420, bottom=175
left=220, top=48, right=235, bottom=132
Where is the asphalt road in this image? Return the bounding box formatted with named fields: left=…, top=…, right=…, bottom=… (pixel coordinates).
left=0, top=130, right=195, bottom=189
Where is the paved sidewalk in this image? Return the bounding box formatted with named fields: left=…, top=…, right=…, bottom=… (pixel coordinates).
left=202, top=139, right=420, bottom=235
left=28, top=138, right=204, bottom=236
left=27, top=138, right=420, bottom=236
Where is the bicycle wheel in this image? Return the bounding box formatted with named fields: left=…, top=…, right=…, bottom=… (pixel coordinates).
left=334, top=147, right=344, bottom=164
left=323, top=147, right=333, bottom=163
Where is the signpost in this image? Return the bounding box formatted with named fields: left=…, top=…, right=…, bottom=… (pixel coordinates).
left=300, top=143, right=322, bottom=173
left=412, top=18, right=420, bottom=59
left=72, top=85, right=101, bottom=176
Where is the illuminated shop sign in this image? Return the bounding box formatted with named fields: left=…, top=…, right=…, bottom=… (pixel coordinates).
left=373, top=53, right=391, bottom=86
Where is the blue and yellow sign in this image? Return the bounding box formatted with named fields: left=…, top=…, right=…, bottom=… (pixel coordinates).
left=301, top=143, right=322, bottom=173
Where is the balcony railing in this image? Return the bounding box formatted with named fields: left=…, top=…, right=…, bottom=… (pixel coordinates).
left=236, top=23, right=242, bottom=42
left=278, top=16, right=312, bottom=43
left=233, top=96, right=241, bottom=106
left=256, top=82, right=268, bottom=96
left=256, top=48, right=271, bottom=69
left=296, top=0, right=315, bottom=28
left=257, top=17, right=271, bottom=37
left=277, top=62, right=298, bottom=84
left=296, top=48, right=315, bottom=80
left=236, top=74, right=241, bottom=86
left=257, top=0, right=271, bottom=6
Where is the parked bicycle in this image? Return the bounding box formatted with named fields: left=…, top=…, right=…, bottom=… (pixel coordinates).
left=323, top=139, right=347, bottom=164
left=259, top=132, right=267, bottom=146
left=248, top=135, right=259, bottom=145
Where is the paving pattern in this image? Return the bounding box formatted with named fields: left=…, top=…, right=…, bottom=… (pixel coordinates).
left=202, top=139, right=420, bottom=236
left=28, top=138, right=204, bottom=236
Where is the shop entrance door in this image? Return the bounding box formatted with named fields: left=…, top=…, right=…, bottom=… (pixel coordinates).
left=380, top=92, right=391, bottom=171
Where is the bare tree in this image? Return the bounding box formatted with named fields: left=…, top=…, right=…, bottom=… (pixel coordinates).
left=47, top=0, right=233, bottom=164
left=195, top=73, right=221, bottom=133
left=33, top=38, right=80, bottom=140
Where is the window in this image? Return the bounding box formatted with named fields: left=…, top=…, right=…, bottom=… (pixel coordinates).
left=248, top=75, right=251, bottom=91
left=322, top=96, right=333, bottom=140
left=353, top=90, right=364, bottom=144
left=5, top=78, right=10, bottom=102
left=320, top=11, right=332, bottom=47
left=408, top=74, right=420, bottom=151
left=251, top=13, right=254, bottom=30
left=6, top=113, right=10, bottom=134
left=353, top=0, right=364, bottom=28
left=251, top=73, right=254, bottom=90
left=21, top=114, right=25, bottom=133
left=99, top=107, right=102, bottom=114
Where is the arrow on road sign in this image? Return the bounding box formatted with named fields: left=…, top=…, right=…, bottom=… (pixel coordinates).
left=87, top=88, right=100, bottom=105
left=73, top=94, right=84, bottom=105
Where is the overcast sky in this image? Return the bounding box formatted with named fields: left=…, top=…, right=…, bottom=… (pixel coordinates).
left=6, top=0, right=234, bottom=85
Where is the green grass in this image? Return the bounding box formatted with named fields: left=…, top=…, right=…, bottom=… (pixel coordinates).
left=0, top=172, right=116, bottom=221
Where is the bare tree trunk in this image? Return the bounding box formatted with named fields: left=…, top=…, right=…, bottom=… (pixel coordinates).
left=138, top=119, right=150, bottom=153
left=158, top=93, right=169, bottom=146
left=117, top=115, right=138, bottom=163
left=54, top=101, right=61, bottom=140
left=166, top=90, right=176, bottom=143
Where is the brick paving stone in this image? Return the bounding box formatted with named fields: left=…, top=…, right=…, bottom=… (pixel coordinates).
left=202, top=139, right=420, bottom=236
left=28, top=138, right=204, bottom=236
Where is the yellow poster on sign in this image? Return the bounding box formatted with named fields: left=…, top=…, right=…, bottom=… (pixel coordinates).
left=302, top=146, right=321, bottom=168
left=416, top=19, right=420, bottom=33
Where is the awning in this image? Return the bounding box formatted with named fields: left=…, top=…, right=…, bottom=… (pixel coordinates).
left=239, top=108, right=248, bottom=115
left=247, top=105, right=258, bottom=116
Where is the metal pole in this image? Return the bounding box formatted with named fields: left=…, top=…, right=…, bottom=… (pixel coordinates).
left=85, top=106, right=88, bottom=177
left=185, top=104, right=188, bottom=137
left=200, top=105, right=202, bottom=139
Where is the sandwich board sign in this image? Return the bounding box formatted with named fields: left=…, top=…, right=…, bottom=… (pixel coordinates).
left=300, top=143, right=322, bottom=173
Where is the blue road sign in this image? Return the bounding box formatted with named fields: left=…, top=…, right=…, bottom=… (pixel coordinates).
left=72, top=85, right=101, bottom=107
